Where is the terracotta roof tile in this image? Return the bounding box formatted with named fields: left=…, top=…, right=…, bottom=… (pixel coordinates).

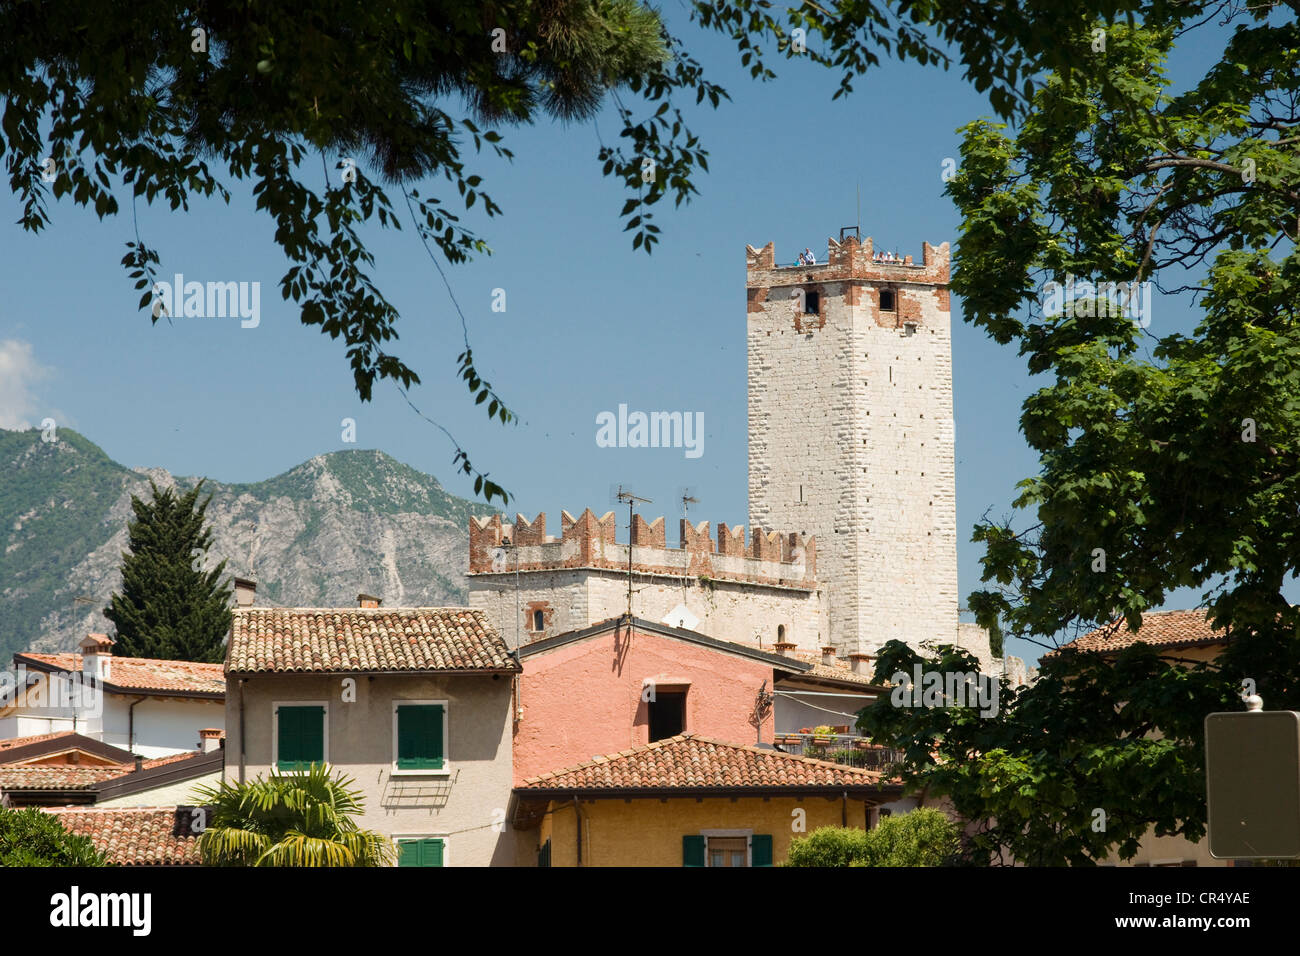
left=0, top=750, right=211, bottom=789
left=228, top=607, right=520, bottom=674
left=140, top=751, right=204, bottom=770
left=517, top=734, right=886, bottom=792
left=0, top=766, right=125, bottom=789
left=44, top=808, right=201, bottom=865
left=1062, top=609, right=1227, bottom=655
left=720, top=641, right=881, bottom=686
left=0, top=731, right=73, bottom=751
left=17, top=653, right=225, bottom=695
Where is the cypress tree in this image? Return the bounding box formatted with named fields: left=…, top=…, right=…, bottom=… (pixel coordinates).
left=103, top=479, right=232, bottom=662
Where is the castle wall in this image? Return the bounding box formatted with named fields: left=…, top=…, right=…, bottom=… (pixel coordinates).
left=468, top=511, right=826, bottom=650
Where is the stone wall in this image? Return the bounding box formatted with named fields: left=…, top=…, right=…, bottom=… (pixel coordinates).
left=469, top=566, right=825, bottom=651
left=746, top=234, right=959, bottom=656
left=469, top=510, right=826, bottom=649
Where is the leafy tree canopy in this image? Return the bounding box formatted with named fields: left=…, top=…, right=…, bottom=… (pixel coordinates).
left=867, top=4, right=1300, bottom=865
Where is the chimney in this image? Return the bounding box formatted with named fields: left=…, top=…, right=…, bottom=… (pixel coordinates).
left=233, top=577, right=257, bottom=607
left=848, top=653, right=874, bottom=676
left=357, top=593, right=381, bottom=609
left=134, top=755, right=143, bottom=773
left=820, top=645, right=837, bottom=666
left=79, top=633, right=113, bottom=681
left=198, top=728, right=223, bottom=753
left=773, top=641, right=797, bottom=657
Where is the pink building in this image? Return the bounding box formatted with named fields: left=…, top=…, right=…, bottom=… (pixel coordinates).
left=513, top=617, right=803, bottom=783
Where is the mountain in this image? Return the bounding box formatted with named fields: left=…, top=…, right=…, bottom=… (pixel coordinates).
left=0, top=428, right=475, bottom=663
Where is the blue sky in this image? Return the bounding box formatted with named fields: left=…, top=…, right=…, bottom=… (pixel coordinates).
left=0, top=14, right=1242, bottom=665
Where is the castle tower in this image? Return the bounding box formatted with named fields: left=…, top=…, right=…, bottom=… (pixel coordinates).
left=745, top=233, right=958, bottom=655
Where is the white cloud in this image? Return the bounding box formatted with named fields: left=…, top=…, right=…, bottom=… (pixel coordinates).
left=0, top=339, right=50, bottom=430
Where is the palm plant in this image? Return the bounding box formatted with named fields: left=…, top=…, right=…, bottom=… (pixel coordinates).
left=191, top=763, right=397, bottom=867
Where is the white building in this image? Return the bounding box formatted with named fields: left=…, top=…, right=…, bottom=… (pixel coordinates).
left=0, top=633, right=225, bottom=758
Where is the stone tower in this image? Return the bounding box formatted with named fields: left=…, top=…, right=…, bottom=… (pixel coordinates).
left=745, top=233, right=958, bottom=656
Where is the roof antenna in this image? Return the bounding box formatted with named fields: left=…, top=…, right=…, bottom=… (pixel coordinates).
left=616, top=485, right=652, bottom=623
left=678, top=486, right=699, bottom=521
left=675, top=487, right=700, bottom=602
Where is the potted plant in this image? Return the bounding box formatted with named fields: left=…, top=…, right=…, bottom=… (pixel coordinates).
left=811, top=725, right=836, bottom=747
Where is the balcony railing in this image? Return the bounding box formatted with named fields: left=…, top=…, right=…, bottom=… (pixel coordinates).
left=773, top=733, right=903, bottom=770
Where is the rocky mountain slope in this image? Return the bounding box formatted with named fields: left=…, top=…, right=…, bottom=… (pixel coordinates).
left=0, top=428, right=473, bottom=662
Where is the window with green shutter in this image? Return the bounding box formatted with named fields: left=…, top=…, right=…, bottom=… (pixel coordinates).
left=751, top=834, right=774, bottom=867
left=276, top=705, right=325, bottom=771
left=396, top=704, right=445, bottom=770
left=398, top=838, right=445, bottom=867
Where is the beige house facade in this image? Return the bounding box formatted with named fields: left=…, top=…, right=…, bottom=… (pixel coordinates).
left=226, top=600, right=521, bottom=867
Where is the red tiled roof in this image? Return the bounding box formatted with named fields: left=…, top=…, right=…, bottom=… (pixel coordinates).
left=0, top=766, right=125, bottom=789
left=783, top=650, right=880, bottom=686
left=517, top=734, right=887, bottom=793
left=1063, top=609, right=1228, bottom=655
left=228, top=607, right=520, bottom=674
left=140, top=751, right=203, bottom=770
left=0, top=750, right=211, bottom=789
left=16, top=653, right=225, bottom=695
left=718, top=640, right=881, bottom=687
left=44, top=808, right=201, bottom=865
left=0, top=731, right=71, bottom=751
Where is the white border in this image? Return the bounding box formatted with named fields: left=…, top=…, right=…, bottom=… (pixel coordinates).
left=271, top=699, right=328, bottom=771
left=391, top=699, right=451, bottom=777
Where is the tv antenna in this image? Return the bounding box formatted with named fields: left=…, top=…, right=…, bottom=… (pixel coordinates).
left=677, top=486, right=699, bottom=520
left=615, top=485, right=652, bottom=622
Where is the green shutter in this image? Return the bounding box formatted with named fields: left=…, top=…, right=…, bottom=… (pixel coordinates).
left=424, top=838, right=445, bottom=867
left=398, top=838, right=444, bottom=867
left=398, top=840, right=419, bottom=867
left=277, top=706, right=324, bottom=771
left=397, top=705, right=444, bottom=770
left=683, top=834, right=705, bottom=867
left=751, top=834, right=773, bottom=867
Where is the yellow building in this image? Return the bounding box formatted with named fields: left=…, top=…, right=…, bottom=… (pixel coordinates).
left=511, top=734, right=900, bottom=866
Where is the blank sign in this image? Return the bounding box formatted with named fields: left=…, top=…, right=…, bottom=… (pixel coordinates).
left=1205, top=710, right=1300, bottom=859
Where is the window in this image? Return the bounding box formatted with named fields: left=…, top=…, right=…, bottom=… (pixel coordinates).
left=683, top=833, right=773, bottom=867
left=397, top=837, right=445, bottom=867
left=532, top=609, right=544, bottom=632
left=393, top=702, right=447, bottom=772
left=648, top=691, right=686, bottom=742
left=777, top=624, right=786, bottom=642
left=879, top=289, right=896, bottom=312
left=708, top=837, right=748, bottom=868
left=275, top=703, right=325, bottom=771
left=803, top=291, right=820, bottom=315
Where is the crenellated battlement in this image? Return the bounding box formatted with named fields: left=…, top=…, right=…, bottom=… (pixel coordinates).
left=745, top=233, right=950, bottom=288
left=469, top=509, right=816, bottom=589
